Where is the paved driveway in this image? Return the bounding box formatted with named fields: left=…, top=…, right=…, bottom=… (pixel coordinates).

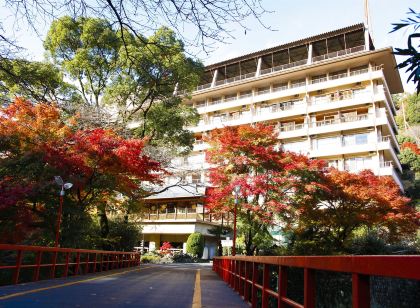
left=0, top=263, right=247, bottom=308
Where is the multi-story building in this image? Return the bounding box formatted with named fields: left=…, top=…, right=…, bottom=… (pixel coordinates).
left=140, top=23, right=404, bottom=257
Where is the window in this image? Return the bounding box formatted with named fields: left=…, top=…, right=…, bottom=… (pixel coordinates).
left=167, top=203, right=175, bottom=214
left=315, top=137, right=340, bottom=150
left=343, top=133, right=369, bottom=146
left=344, top=157, right=371, bottom=171
left=326, top=160, right=339, bottom=168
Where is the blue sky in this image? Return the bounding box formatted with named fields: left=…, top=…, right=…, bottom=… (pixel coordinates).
left=1, top=0, right=418, bottom=92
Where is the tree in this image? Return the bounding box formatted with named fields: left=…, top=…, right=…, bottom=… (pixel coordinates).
left=3, top=0, right=269, bottom=54
left=0, top=98, right=163, bottom=246
left=0, top=59, right=80, bottom=105
left=44, top=18, right=201, bottom=149
left=44, top=16, right=121, bottom=108
left=394, top=92, right=420, bottom=140
left=186, top=232, right=204, bottom=258
left=391, top=8, right=420, bottom=93
left=103, top=27, right=202, bottom=149
left=287, top=169, right=419, bottom=254
left=205, top=124, right=325, bottom=255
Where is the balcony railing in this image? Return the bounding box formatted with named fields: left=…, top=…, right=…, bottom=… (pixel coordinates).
left=312, top=45, right=365, bottom=62
left=215, top=72, right=256, bottom=86
left=260, top=59, right=307, bottom=75
left=314, top=114, right=369, bottom=127
left=311, top=89, right=370, bottom=105
left=380, top=161, right=393, bottom=168
left=196, top=82, right=212, bottom=91
left=311, top=76, right=328, bottom=84
left=350, top=67, right=369, bottom=76
left=290, top=81, right=306, bottom=88
left=279, top=123, right=305, bottom=132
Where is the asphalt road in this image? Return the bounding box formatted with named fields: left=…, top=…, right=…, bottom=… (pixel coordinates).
left=0, top=263, right=247, bottom=308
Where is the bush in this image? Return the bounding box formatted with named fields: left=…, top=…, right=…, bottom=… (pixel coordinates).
left=172, top=253, right=197, bottom=263
left=141, top=255, right=161, bottom=263
left=186, top=232, right=204, bottom=258
left=101, top=218, right=141, bottom=251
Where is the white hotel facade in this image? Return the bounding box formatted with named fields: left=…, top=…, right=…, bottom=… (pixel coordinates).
left=140, top=24, right=404, bottom=256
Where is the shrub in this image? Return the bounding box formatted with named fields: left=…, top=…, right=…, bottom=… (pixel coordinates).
left=186, top=232, right=204, bottom=258
left=140, top=255, right=161, bottom=263
left=160, top=242, right=173, bottom=254
left=172, top=253, right=196, bottom=263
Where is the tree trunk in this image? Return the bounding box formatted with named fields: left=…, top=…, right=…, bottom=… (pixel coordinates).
left=97, top=203, right=109, bottom=238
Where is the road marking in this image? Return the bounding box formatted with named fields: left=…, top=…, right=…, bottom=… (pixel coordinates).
left=0, top=266, right=153, bottom=301
left=192, top=269, right=201, bottom=308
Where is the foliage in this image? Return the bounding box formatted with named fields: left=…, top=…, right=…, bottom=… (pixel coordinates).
left=103, top=26, right=202, bottom=149
left=140, top=254, right=161, bottom=264
left=171, top=253, right=197, bottom=263
left=0, top=98, right=162, bottom=246
left=101, top=218, right=141, bottom=251
left=206, top=124, right=419, bottom=255
left=44, top=16, right=121, bottom=107
left=391, top=8, right=420, bottom=93
left=347, top=231, right=419, bottom=255
left=3, top=0, right=269, bottom=56
left=205, top=124, right=325, bottom=255
left=186, top=232, right=205, bottom=258
left=44, top=17, right=201, bottom=149
left=394, top=92, right=420, bottom=130
left=0, top=59, right=80, bottom=104
left=287, top=169, right=419, bottom=254
left=160, top=242, right=173, bottom=254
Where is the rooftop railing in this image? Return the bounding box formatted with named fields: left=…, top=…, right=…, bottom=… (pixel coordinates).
left=260, top=59, right=308, bottom=76
left=312, top=45, right=365, bottom=63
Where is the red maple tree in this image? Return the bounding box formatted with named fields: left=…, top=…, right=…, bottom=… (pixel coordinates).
left=0, top=98, right=164, bottom=243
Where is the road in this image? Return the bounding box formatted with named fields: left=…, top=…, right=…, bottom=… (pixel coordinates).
left=0, top=263, right=247, bottom=308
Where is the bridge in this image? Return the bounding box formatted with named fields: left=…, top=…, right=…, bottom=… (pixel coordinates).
left=0, top=245, right=419, bottom=307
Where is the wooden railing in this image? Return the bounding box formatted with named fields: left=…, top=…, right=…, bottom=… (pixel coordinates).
left=0, top=244, right=140, bottom=285
left=213, top=255, right=420, bottom=308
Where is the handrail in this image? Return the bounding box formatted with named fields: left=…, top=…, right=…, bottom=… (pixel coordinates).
left=0, top=244, right=140, bottom=285
left=213, top=255, right=420, bottom=308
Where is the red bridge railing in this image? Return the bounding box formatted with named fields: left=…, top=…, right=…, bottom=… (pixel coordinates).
left=213, top=255, right=420, bottom=308
left=0, top=244, right=140, bottom=285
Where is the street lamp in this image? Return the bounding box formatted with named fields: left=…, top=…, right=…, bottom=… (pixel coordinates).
left=232, top=184, right=241, bottom=256
left=54, top=176, right=73, bottom=247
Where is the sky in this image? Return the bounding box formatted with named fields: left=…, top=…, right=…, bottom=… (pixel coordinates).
left=1, top=0, right=418, bottom=92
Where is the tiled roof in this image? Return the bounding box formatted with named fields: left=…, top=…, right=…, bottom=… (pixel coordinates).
left=145, top=185, right=205, bottom=200
left=205, top=23, right=365, bottom=70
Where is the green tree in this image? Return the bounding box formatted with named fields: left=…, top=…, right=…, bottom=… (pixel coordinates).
left=186, top=232, right=204, bottom=258
left=104, top=27, right=202, bottom=149
left=394, top=92, right=420, bottom=133
left=0, top=59, right=80, bottom=104
left=44, top=16, right=121, bottom=108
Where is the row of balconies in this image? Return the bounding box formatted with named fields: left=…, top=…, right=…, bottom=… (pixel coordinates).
left=191, top=107, right=393, bottom=136
left=195, top=45, right=366, bottom=92
left=192, top=67, right=389, bottom=120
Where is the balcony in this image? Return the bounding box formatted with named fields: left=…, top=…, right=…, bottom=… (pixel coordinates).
left=260, top=59, right=308, bottom=75
left=378, top=161, right=404, bottom=191
left=277, top=123, right=306, bottom=138
left=215, top=72, right=256, bottom=87
left=312, top=45, right=365, bottom=63
left=254, top=100, right=306, bottom=122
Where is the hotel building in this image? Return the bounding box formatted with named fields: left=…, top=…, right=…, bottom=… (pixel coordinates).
left=140, top=23, right=404, bottom=257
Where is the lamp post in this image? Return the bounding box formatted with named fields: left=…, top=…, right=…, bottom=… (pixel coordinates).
left=232, top=184, right=241, bottom=256
left=54, top=176, right=73, bottom=248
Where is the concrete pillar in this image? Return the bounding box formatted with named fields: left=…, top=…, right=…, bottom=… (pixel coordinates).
left=364, top=28, right=370, bottom=51
left=211, top=69, right=218, bottom=88
left=307, top=44, right=313, bottom=64
left=183, top=242, right=187, bottom=253
left=256, top=57, right=262, bottom=77
left=149, top=234, right=161, bottom=251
